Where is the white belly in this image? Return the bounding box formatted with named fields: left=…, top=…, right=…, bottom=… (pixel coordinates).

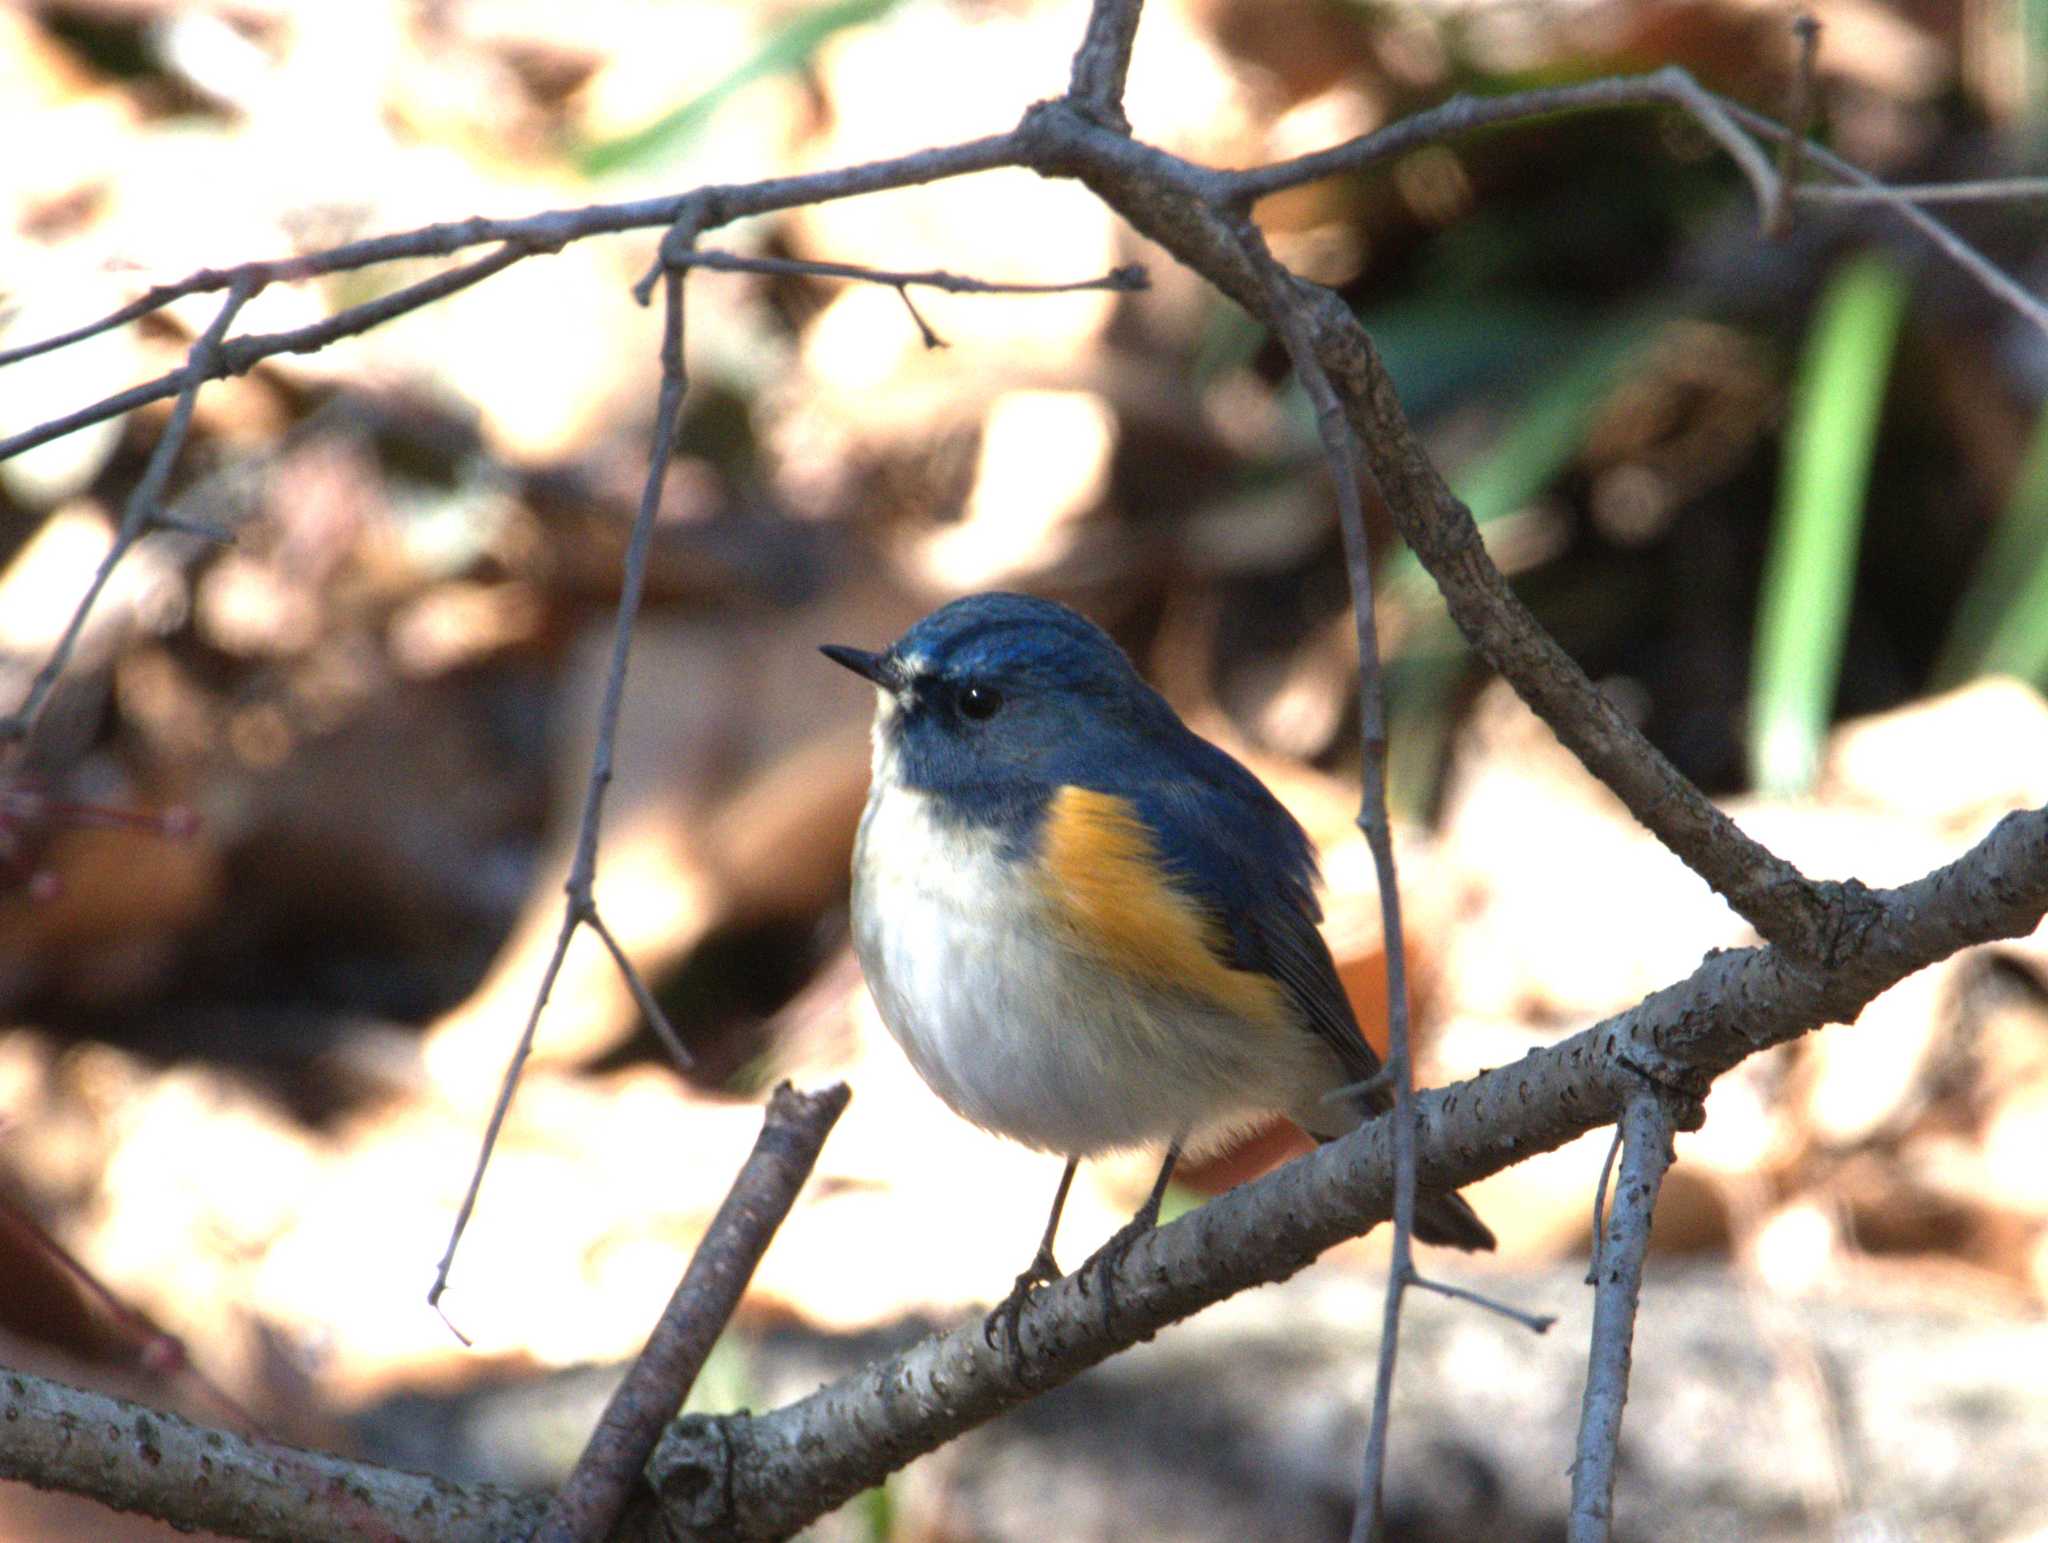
left=850, top=779, right=1331, bottom=1156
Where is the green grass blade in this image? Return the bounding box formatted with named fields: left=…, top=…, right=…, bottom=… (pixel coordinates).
left=1748, top=251, right=1910, bottom=796
left=1931, top=400, right=2048, bottom=688
left=1381, top=308, right=1660, bottom=813
left=1380, top=305, right=1661, bottom=605
left=576, top=0, right=901, bottom=179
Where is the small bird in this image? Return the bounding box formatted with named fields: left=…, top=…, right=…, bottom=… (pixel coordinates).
left=823, top=593, right=1492, bottom=1352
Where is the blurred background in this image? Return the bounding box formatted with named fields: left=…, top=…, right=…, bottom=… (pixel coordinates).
left=4, top=0, right=2048, bottom=1537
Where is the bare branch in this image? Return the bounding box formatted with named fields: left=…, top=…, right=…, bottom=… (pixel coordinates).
left=1312, top=297, right=1847, bottom=950
left=1585, top=1124, right=1626, bottom=1284
left=0, top=135, right=1033, bottom=468
left=0, top=244, right=525, bottom=467
left=1762, top=15, right=1823, bottom=238
left=897, top=285, right=946, bottom=348
left=537, top=1081, right=851, bottom=1543
left=1409, top=1272, right=1557, bottom=1335
left=430, top=245, right=700, bottom=1312
left=0, top=134, right=1027, bottom=379
left=1225, top=212, right=1425, bottom=1543
left=1720, top=97, right=2048, bottom=339
left=588, top=908, right=693, bottom=1074
left=1024, top=97, right=1832, bottom=954
left=0, top=375, right=198, bottom=472
left=5, top=782, right=2037, bottom=1541
left=1568, top=1095, right=1678, bottom=1543
left=8, top=28, right=2048, bottom=1536
left=646, top=801, right=2048, bottom=1538
left=2, top=275, right=255, bottom=747
left=428, top=903, right=583, bottom=1318
left=0, top=1363, right=545, bottom=1542
left=1798, top=176, right=2048, bottom=203
left=674, top=247, right=1148, bottom=296
left=1220, top=68, right=1778, bottom=217
left=1067, top=0, right=1147, bottom=131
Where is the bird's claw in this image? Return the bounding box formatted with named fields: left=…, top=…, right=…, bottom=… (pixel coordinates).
left=1078, top=1212, right=1156, bottom=1338
left=983, top=1246, right=1063, bottom=1376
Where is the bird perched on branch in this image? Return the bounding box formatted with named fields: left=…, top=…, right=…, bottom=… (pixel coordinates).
left=823, top=592, right=1492, bottom=1356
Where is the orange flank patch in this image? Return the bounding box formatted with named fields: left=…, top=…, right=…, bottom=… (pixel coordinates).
left=1034, top=786, right=1293, bottom=1032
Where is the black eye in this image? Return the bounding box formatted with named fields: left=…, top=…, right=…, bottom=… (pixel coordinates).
left=959, top=684, right=1003, bottom=721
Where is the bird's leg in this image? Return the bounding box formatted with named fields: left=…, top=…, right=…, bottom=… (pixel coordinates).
left=1081, top=1137, right=1182, bottom=1336
left=984, top=1156, right=1079, bottom=1373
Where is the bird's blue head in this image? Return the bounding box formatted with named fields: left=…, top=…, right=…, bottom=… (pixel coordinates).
left=822, top=593, right=1180, bottom=819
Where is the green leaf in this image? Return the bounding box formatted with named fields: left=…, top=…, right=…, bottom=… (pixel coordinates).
left=1748, top=251, right=1910, bottom=796
left=1380, top=305, right=1661, bottom=604
left=1381, top=308, right=1661, bottom=814
left=575, top=0, right=902, bottom=179
left=1932, top=400, right=2048, bottom=688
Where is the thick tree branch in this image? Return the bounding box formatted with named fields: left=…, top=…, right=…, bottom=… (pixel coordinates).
left=537, top=1082, right=851, bottom=1543
left=646, top=803, right=2048, bottom=1539
left=9, top=804, right=2038, bottom=1541
left=0, top=1365, right=545, bottom=1542
left=1066, top=0, right=1146, bottom=131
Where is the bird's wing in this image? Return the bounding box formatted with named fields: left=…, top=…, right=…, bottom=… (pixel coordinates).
left=1048, top=731, right=1492, bottom=1250
left=1048, top=724, right=1387, bottom=1089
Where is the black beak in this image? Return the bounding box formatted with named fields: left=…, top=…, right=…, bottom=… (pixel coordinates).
left=820, top=644, right=896, bottom=689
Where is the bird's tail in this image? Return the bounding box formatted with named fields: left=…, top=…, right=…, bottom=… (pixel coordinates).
left=1414, top=1189, right=1496, bottom=1252
left=1295, top=1086, right=1498, bottom=1252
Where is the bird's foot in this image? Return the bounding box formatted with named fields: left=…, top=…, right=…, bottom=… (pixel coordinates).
left=1078, top=1203, right=1162, bottom=1339
left=983, top=1244, right=1063, bottom=1376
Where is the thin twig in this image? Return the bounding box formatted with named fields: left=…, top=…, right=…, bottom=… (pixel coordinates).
left=152, top=511, right=237, bottom=543
left=0, top=249, right=1143, bottom=473
left=1220, top=68, right=1779, bottom=219
left=1585, top=1124, right=1626, bottom=1285
left=897, top=286, right=946, bottom=348
left=1764, top=16, right=1824, bottom=238
left=0, top=244, right=526, bottom=467
left=0, top=134, right=1026, bottom=379
left=428, top=907, right=581, bottom=1321
left=1567, top=1095, right=1677, bottom=1543
left=429, top=244, right=699, bottom=1313
left=1721, top=96, right=2048, bottom=339
left=675, top=247, right=1147, bottom=295
left=587, top=908, right=694, bottom=1075
left=1226, top=211, right=1418, bottom=1543
left=1, top=274, right=255, bottom=747
left=536, top=1081, right=851, bottom=1543
left=1798, top=176, right=2048, bottom=203
left=1323, top=1064, right=1399, bottom=1107
left=1410, top=1271, right=1557, bottom=1335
